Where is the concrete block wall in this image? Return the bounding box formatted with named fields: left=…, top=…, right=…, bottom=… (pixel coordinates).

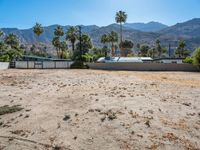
left=87, top=63, right=199, bottom=72
left=0, top=62, right=9, bottom=70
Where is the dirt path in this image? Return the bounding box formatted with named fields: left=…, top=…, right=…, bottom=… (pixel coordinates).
left=0, top=70, right=200, bottom=150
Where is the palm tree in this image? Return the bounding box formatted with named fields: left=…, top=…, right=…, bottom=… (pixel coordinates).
left=66, top=26, right=78, bottom=52
left=52, top=36, right=61, bottom=58
left=156, top=39, right=162, bottom=57
left=54, top=25, right=64, bottom=37
left=119, top=40, right=134, bottom=57
left=179, top=40, right=186, bottom=57
left=33, top=23, right=44, bottom=37
left=101, top=34, right=109, bottom=57
left=59, top=41, right=68, bottom=59
left=101, top=34, right=109, bottom=45
left=52, top=26, right=65, bottom=58
left=140, top=45, right=150, bottom=57
left=108, top=31, right=118, bottom=56
left=115, top=11, right=127, bottom=46
left=4, top=33, right=19, bottom=49
left=0, top=31, right=4, bottom=38
left=76, top=34, right=92, bottom=55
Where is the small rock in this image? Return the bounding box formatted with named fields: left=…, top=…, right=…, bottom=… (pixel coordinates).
left=148, top=110, right=154, bottom=114
left=145, top=120, right=151, bottom=127
left=182, top=103, right=191, bottom=107
left=24, top=114, right=29, bottom=118
left=63, top=115, right=70, bottom=121
left=101, top=116, right=106, bottom=122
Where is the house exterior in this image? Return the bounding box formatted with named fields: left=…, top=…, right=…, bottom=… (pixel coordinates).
left=153, top=58, right=184, bottom=64
left=97, top=57, right=153, bottom=63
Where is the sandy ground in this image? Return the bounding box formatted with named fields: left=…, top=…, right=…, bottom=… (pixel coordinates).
left=0, top=69, right=200, bottom=150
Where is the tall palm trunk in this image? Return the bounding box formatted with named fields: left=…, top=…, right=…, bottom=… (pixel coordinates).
left=120, top=22, right=122, bottom=45
left=56, top=48, right=60, bottom=59
left=120, top=22, right=123, bottom=57
left=72, top=42, right=75, bottom=52
left=152, top=49, right=154, bottom=58
left=181, top=48, right=184, bottom=57
left=61, top=49, right=64, bottom=59
left=111, top=42, right=115, bottom=57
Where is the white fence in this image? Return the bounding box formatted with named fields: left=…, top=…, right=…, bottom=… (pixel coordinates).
left=0, top=62, right=9, bottom=70
left=16, top=61, right=73, bottom=69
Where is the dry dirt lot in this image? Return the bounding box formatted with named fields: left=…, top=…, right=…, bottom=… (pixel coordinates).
left=0, top=69, right=200, bottom=150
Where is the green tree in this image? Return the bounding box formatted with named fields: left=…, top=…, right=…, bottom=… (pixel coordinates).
left=92, top=47, right=107, bottom=58
left=156, top=39, right=162, bottom=57
left=54, top=25, right=64, bottom=37
left=52, top=26, right=65, bottom=58
left=119, top=40, right=134, bottom=57
left=66, top=26, right=78, bottom=52
left=101, top=34, right=109, bottom=45
left=140, top=45, right=150, bottom=57
left=4, top=33, right=19, bottom=49
left=108, top=31, right=118, bottom=56
left=101, top=34, right=109, bottom=57
left=59, top=41, right=68, bottom=59
left=33, top=23, right=44, bottom=37
left=30, top=44, right=36, bottom=52
left=52, top=36, right=61, bottom=58
left=176, top=40, right=188, bottom=58
left=76, top=34, right=92, bottom=55
left=115, top=10, right=127, bottom=46
left=148, top=48, right=157, bottom=58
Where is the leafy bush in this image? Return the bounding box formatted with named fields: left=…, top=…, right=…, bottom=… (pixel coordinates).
left=193, top=48, right=200, bottom=68
left=70, top=61, right=89, bottom=69
left=62, top=51, right=72, bottom=59
left=0, top=54, right=10, bottom=62
left=82, top=54, right=94, bottom=62
left=183, top=57, right=193, bottom=64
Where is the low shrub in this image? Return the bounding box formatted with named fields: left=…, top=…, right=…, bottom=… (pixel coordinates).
left=0, top=54, right=10, bottom=62
left=70, top=61, right=89, bottom=69
left=0, top=105, right=23, bottom=116
left=193, top=48, right=200, bottom=68
left=183, top=57, right=193, bottom=64
left=81, top=54, right=93, bottom=62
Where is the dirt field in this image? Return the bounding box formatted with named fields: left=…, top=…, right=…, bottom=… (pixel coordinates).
left=0, top=69, right=200, bottom=150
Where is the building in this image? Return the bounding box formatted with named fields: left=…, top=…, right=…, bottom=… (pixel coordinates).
left=20, top=55, right=71, bottom=61
left=97, top=57, right=153, bottom=63
left=153, top=58, right=184, bottom=64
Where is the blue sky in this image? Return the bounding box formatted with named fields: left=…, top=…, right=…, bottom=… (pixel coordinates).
left=0, top=0, right=199, bottom=29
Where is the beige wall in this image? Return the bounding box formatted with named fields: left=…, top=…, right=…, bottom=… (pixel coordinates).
left=0, top=62, right=9, bottom=70
left=88, top=63, right=199, bottom=72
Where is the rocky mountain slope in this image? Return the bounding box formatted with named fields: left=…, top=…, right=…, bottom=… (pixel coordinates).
left=1, top=18, right=200, bottom=52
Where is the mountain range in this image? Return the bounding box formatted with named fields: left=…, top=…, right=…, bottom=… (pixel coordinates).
left=1, top=18, right=200, bottom=52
